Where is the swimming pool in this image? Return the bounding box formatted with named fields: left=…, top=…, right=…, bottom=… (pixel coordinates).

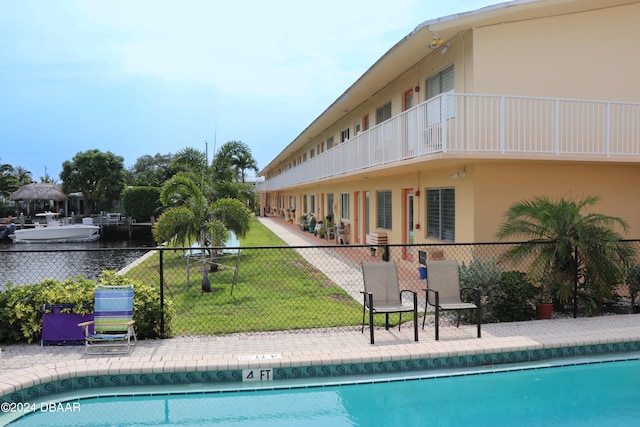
left=8, top=356, right=640, bottom=426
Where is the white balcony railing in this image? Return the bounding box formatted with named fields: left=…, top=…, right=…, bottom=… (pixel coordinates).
left=262, top=93, right=640, bottom=192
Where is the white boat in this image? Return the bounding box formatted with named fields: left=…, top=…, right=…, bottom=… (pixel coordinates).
left=12, top=212, right=101, bottom=243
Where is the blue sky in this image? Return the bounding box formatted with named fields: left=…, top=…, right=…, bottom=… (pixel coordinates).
left=0, top=0, right=498, bottom=181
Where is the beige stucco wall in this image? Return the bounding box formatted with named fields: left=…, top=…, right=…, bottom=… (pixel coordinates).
left=271, top=159, right=640, bottom=245
left=473, top=162, right=640, bottom=241
left=471, top=2, right=640, bottom=101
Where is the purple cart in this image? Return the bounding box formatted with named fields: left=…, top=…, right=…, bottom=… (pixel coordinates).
left=40, top=304, right=93, bottom=346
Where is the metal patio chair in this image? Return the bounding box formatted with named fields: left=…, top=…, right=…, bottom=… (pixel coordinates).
left=361, top=262, right=418, bottom=344
left=422, top=259, right=482, bottom=340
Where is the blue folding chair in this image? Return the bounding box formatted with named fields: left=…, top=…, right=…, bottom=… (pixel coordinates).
left=78, top=285, right=137, bottom=354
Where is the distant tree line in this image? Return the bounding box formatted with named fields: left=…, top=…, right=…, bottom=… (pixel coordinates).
left=0, top=140, right=259, bottom=221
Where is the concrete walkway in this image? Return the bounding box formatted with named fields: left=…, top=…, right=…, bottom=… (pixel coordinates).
left=256, top=217, right=367, bottom=301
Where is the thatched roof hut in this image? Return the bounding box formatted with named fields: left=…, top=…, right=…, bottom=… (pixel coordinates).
left=10, top=183, right=68, bottom=202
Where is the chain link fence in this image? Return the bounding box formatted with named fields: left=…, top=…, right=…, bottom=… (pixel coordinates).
left=2, top=241, right=639, bottom=340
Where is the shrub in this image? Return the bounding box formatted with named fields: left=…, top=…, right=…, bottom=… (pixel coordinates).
left=626, top=264, right=640, bottom=312
left=459, top=255, right=503, bottom=323
left=122, top=186, right=162, bottom=222
left=494, top=271, right=538, bottom=322
left=0, top=272, right=173, bottom=343
left=0, top=277, right=95, bottom=343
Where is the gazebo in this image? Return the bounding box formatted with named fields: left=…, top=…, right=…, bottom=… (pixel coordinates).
left=10, top=183, right=68, bottom=215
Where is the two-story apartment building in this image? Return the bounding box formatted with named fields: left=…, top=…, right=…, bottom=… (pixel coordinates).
left=258, top=0, right=640, bottom=256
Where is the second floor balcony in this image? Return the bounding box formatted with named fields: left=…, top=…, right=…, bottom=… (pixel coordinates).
left=261, top=93, right=640, bottom=192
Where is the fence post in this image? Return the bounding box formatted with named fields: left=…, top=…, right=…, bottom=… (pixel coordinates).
left=573, top=245, right=578, bottom=318
left=159, top=248, right=165, bottom=337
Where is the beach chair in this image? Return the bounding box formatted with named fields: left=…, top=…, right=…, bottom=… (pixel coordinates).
left=422, top=260, right=482, bottom=340
left=361, top=262, right=418, bottom=344
left=78, top=284, right=137, bottom=354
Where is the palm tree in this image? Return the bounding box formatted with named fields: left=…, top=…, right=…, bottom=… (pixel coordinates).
left=172, top=147, right=209, bottom=177
left=0, top=164, right=18, bottom=197
left=155, top=145, right=256, bottom=291
left=210, top=142, right=259, bottom=211
left=496, top=195, right=634, bottom=313
left=213, top=141, right=258, bottom=183
left=153, top=174, right=252, bottom=292
left=14, top=166, right=33, bottom=186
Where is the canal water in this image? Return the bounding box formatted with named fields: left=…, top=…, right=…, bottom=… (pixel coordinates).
left=0, top=232, right=155, bottom=290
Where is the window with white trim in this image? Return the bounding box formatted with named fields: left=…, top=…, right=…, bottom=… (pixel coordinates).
left=376, top=190, right=392, bottom=230
left=376, top=102, right=392, bottom=124
left=341, top=192, right=350, bottom=220
left=425, top=65, right=455, bottom=126
left=426, top=65, right=453, bottom=99
left=341, top=128, right=350, bottom=143
left=427, top=188, right=455, bottom=241
left=327, top=136, right=334, bottom=150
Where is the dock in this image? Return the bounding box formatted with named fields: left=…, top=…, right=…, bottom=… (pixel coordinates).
left=1, top=214, right=154, bottom=240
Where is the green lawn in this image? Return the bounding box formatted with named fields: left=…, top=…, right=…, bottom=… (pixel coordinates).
left=124, top=217, right=366, bottom=336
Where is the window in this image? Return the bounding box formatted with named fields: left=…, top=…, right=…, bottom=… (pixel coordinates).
left=327, top=136, right=334, bottom=150
left=376, top=190, right=392, bottom=229
left=376, top=102, right=391, bottom=124
left=327, top=193, right=334, bottom=218
left=341, top=193, right=350, bottom=220
left=427, top=188, right=455, bottom=241
left=303, top=195, right=308, bottom=214
left=310, top=148, right=315, bottom=158
left=425, top=65, right=455, bottom=126
left=310, top=195, right=315, bottom=215
left=341, top=128, right=350, bottom=142
left=426, top=65, right=454, bottom=99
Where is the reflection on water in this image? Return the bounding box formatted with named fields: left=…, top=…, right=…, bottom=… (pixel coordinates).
left=0, top=235, right=155, bottom=290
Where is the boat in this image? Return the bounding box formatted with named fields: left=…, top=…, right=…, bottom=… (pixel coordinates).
left=12, top=212, right=101, bottom=243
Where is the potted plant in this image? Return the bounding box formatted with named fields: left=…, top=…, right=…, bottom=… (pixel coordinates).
left=535, top=274, right=557, bottom=320
left=497, top=195, right=634, bottom=318
left=324, top=218, right=335, bottom=240
left=535, top=297, right=554, bottom=319
left=298, top=215, right=307, bottom=231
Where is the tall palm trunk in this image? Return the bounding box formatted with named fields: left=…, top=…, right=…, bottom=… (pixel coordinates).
left=199, top=230, right=211, bottom=292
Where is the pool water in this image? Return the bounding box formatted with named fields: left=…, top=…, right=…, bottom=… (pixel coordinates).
left=10, top=358, right=640, bottom=426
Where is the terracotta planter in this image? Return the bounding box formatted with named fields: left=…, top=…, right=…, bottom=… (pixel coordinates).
left=536, top=303, right=553, bottom=320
